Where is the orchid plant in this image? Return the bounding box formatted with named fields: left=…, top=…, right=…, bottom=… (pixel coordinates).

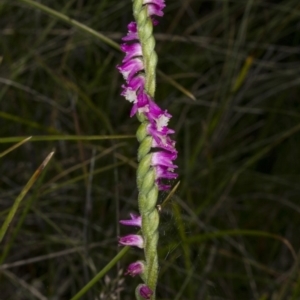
left=117, top=0, right=177, bottom=299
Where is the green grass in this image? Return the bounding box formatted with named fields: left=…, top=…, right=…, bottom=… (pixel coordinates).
left=1, top=0, right=300, bottom=299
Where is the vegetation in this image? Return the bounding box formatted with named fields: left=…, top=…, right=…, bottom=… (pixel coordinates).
left=1, top=0, right=300, bottom=299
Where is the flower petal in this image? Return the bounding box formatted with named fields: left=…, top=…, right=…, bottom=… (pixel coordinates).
left=125, top=261, right=145, bottom=276
left=152, top=151, right=177, bottom=169
left=146, top=99, right=164, bottom=120
left=127, top=74, right=145, bottom=91
left=119, top=213, right=142, bottom=227
left=119, top=234, right=144, bottom=248
left=152, top=136, right=177, bottom=153
left=130, top=90, right=150, bottom=117
left=121, top=86, right=137, bottom=103
left=146, top=99, right=173, bottom=129
left=153, top=164, right=178, bottom=191
left=155, top=165, right=178, bottom=180
left=121, top=43, right=143, bottom=63
left=117, top=58, right=144, bottom=82
left=143, top=0, right=165, bottom=9
left=121, top=75, right=146, bottom=104
left=136, top=284, right=153, bottom=299
left=148, top=123, right=175, bottom=142
left=156, top=182, right=171, bottom=190
left=145, top=3, right=164, bottom=17
left=122, top=22, right=138, bottom=41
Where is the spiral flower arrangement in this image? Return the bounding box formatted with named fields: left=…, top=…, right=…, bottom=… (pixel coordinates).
left=117, top=1, right=177, bottom=299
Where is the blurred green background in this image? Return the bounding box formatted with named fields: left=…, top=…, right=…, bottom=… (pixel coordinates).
left=1, top=0, right=300, bottom=299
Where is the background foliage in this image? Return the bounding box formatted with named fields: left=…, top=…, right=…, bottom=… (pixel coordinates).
left=1, top=0, right=300, bottom=299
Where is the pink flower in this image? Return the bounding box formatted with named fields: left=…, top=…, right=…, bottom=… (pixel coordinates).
left=122, top=22, right=138, bottom=41
left=147, top=123, right=175, bottom=147
left=117, top=58, right=144, bottom=82
left=151, top=150, right=178, bottom=190
left=145, top=4, right=164, bottom=17
left=155, top=165, right=178, bottom=179
left=126, top=74, right=145, bottom=91
left=152, top=151, right=177, bottom=169
left=143, top=0, right=165, bottom=9
left=143, top=0, right=166, bottom=18
left=121, top=75, right=145, bottom=105
left=119, top=234, right=144, bottom=248
left=119, top=213, right=142, bottom=227
left=125, top=261, right=145, bottom=276
left=154, top=165, right=178, bottom=190
left=130, top=90, right=150, bottom=117
left=136, top=284, right=153, bottom=299
left=121, top=43, right=143, bottom=63
left=151, top=133, right=177, bottom=153
left=145, top=98, right=167, bottom=120
left=156, top=182, right=171, bottom=190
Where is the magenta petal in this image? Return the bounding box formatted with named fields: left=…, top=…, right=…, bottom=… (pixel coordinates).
left=117, top=58, right=144, bottom=82
left=130, top=91, right=150, bottom=117
left=143, top=0, right=165, bottom=9
left=152, top=151, right=177, bottom=168
left=119, top=234, right=144, bottom=248
left=121, top=43, right=143, bottom=62
left=137, top=284, right=153, bottom=299
left=130, top=103, right=139, bottom=117
left=147, top=99, right=164, bottom=119
left=156, top=182, right=171, bottom=190
left=151, top=18, right=159, bottom=26
left=154, top=164, right=178, bottom=191
left=155, top=165, right=178, bottom=180
left=148, top=125, right=177, bottom=155
left=146, top=100, right=173, bottom=131
left=128, top=22, right=137, bottom=32
left=152, top=136, right=177, bottom=153
left=127, top=74, right=145, bottom=91
left=122, top=22, right=138, bottom=41
left=155, top=167, right=178, bottom=190
left=148, top=124, right=175, bottom=141
left=147, top=111, right=171, bottom=129
left=120, top=213, right=142, bottom=227
left=121, top=75, right=146, bottom=104
left=137, top=90, right=151, bottom=105
left=146, top=3, right=164, bottom=17
left=125, top=261, right=145, bottom=276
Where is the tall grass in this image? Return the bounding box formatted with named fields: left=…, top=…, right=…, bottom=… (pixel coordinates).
left=1, top=0, right=300, bottom=299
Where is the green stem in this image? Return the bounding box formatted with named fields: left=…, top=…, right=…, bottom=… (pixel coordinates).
left=133, top=0, right=158, bottom=97
left=132, top=1, right=160, bottom=298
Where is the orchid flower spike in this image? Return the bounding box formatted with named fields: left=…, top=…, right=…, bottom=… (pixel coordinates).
left=117, top=0, right=177, bottom=298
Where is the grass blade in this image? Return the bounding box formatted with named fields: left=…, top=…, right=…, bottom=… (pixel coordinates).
left=0, top=151, right=54, bottom=243
left=0, top=136, right=32, bottom=158
left=17, top=0, right=195, bottom=100
left=70, top=246, right=130, bottom=300
left=0, top=135, right=135, bottom=143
